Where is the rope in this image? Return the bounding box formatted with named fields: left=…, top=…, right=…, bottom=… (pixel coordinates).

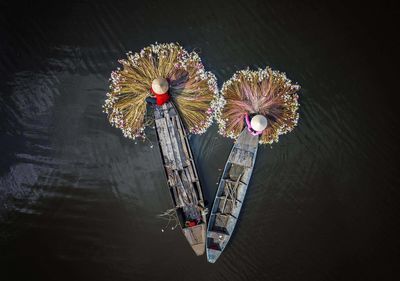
left=157, top=207, right=179, bottom=232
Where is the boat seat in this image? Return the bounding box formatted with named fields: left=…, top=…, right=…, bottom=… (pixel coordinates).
left=223, top=179, right=247, bottom=186
left=213, top=212, right=237, bottom=234
left=208, top=230, right=228, bottom=239
left=235, top=144, right=257, bottom=153
left=207, top=246, right=222, bottom=253
left=229, top=148, right=254, bottom=168
left=213, top=212, right=238, bottom=220
left=216, top=196, right=241, bottom=204
left=223, top=178, right=247, bottom=186
left=217, top=191, right=243, bottom=204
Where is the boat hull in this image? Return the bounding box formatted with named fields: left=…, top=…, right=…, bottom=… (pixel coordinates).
left=154, top=102, right=207, bottom=256
left=206, top=129, right=259, bottom=263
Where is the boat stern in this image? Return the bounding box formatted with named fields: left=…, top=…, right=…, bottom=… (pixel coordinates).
left=191, top=243, right=205, bottom=256
left=182, top=223, right=206, bottom=256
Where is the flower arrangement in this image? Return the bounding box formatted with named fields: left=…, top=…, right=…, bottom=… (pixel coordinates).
left=103, top=43, right=219, bottom=140
left=216, top=67, right=300, bottom=144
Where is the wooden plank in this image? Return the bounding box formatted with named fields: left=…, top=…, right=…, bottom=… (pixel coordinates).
left=193, top=181, right=203, bottom=207
left=166, top=115, right=184, bottom=170
left=166, top=169, right=176, bottom=186
left=175, top=171, right=191, bottom=205
left=174, top=109, right=201, bottom=185
left=183, top=167, right=193, bottom=183
left=170, top=185, right=181, bottom=207
left=189, top=158, right=200, bottom=180
left=188, top=165, right=197, bottom=182
left=175, top=111, right=197, bottom=166
left=155, top=119, right=168, bottom=159
left=155, top=118, right=176, bottom=170
left=163, top=103, right=182, bottom=170
left=174, top=186, right=184, bottom=207
left=156, top=104, right=176, bottom=169
left=229, top=148, right=254, bottom=167
left=183, top=166, right=195, bottom=184
left=180, top=170, right=195, bottom=204
left=174, top=115, right=191, bottom=163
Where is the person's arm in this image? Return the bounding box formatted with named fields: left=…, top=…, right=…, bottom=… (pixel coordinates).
left=145, top=96, right=156, bottom=104
left=244, top=113, right=252, bottom=133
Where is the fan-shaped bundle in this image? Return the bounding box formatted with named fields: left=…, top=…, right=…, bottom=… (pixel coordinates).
left=103, top=43, right=219, bottom=139
left=216, top=67, right=300, bottom=144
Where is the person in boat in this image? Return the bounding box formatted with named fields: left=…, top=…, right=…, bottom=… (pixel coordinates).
left=185, top=214, right=201, bottom=227
left=244, top=113, right=268, bottom=136
left=145, top=77, right=171, bottom=106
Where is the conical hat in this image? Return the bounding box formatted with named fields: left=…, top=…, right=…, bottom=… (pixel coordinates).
left=152, top=78, right=169, bottom=94
left=251, top=114, right=268, bottom=131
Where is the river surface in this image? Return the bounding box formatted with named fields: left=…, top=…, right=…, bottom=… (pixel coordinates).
left=1, top=1, right=399, bottom=281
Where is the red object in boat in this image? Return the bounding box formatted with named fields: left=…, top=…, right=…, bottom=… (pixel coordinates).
left=186, top=220, right=197, bottom=227
left=151, top=88, right=171, bottom=106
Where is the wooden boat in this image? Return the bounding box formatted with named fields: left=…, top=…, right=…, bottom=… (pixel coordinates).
left=206, top=129, right=259, bottom=263
left=154, top=102, right=207, bottom=256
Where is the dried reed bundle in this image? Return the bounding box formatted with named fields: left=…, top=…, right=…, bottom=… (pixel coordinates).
left=103, top=43, right=219, bottom=140
left=216, top=67, right=300, bottom=144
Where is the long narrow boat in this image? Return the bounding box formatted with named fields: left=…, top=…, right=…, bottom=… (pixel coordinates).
left=206, top=129, right=259, bottom=263
left=154, top=101, right=207, bottom=256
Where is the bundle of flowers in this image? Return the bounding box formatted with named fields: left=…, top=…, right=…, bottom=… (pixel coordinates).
left=103, top=42, right=219, bottom=140
left=216, top=67, right=300, bottom=144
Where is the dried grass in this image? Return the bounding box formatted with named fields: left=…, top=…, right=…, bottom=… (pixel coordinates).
left=216, top=67, right=300, bottom=144
left=103, top=43, right=218, bottom=139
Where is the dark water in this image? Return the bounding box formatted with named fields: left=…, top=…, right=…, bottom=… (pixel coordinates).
left=1, top=1, right=399, bottom=280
